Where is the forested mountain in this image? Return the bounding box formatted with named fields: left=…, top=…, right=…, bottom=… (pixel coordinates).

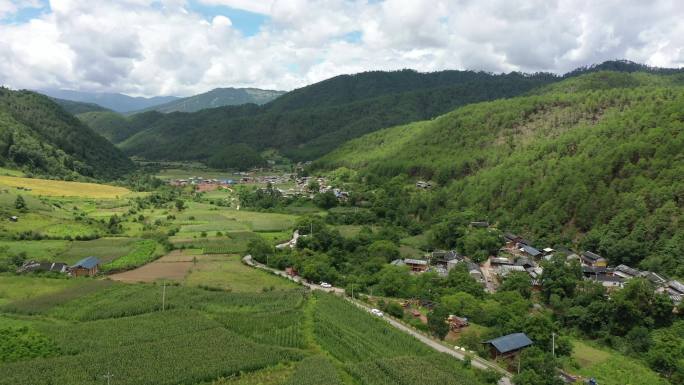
left=37, top=89, right=179, bottom=113
left=133, top=87, right=285, bottom=113
left=314, top=71, right=684, bottom=277
left=118, top=70, right=558, bottom=165
left=0, top=88, right=135, bottom=179
left=51, top=98, right=109, bottom=115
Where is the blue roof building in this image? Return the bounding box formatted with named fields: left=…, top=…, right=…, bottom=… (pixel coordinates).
left=485, top=333, right=533, bottom=357
left=70, top=256, right=100, bottom=277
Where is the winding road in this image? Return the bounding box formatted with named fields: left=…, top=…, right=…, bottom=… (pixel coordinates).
left=242, top=254, right=511, bottom=379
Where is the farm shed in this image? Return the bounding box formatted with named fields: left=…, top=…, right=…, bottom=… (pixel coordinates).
left=70, top=256, right=100, bottom=277
left=485, top=333, right=533, bottom=358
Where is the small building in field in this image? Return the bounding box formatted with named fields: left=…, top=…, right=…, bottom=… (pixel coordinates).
left=9, top=216, right=18, bottom=222
left=70, top=256, right=100, bottom=277
left=484, top=333, right=533, bottom=359
left=580, top=251, right=608, bottom=267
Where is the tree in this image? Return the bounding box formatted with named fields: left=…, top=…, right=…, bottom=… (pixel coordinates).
left=313, top=191, right=337, bottom=209
left=427, top=305, right=450, bottom=340
left=444, top=263, right=485, bottom=298
left=307, top=180, right=320, bottom=193
left=247, top=236, right=274, bottom=264
left=368, top=240, right=400, bottom=262
left=14, top=195, right=26, bottom=211
left=376, top=265, right=412, bottom=297
left=175, top=199, right=185, bottom=211
left=499, top=271, right=533, bottom=299
left=540, top=255, right=581, bottom=303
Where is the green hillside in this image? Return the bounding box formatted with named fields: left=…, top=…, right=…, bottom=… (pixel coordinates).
left=118, top=70, right=556, bottom=164
left=314, top=71, right=684, bottom=276
left=0, top=88, right=135, bottom=179
left=133, top=87, right=285, bottom=114
left=77, top=111, right=137, bottom=143
left=51, top=98, right=109, bottom=115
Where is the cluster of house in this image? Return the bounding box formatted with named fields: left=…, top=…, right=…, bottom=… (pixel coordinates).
left=170, top=173, right=295, bottom=191
left=292, top=176, right=349, bottom=200
left=17, top=256, right=101, bottom=277
left=390, top=228, right=683, bottom=308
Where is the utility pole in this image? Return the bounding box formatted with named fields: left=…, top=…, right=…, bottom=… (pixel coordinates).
left=102, top=371, right=114, bottom=385
left=162, top=281, right=166, bottom=312
left=552, top=332, right=556, bottom=358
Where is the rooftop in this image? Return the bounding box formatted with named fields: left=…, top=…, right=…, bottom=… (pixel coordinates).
left=72, top=256, right=100, bottom=269
left=486, top=333, right=533, bottom=354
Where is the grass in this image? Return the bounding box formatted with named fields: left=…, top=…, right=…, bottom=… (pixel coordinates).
left=564, top=339, right=668, bottom=385
left=208, top=364, right=294, bottom=385
left=0, top=176, right=131, bottom=198
left=0, top=275, right=80, bottom=306
left=184, top=254, right=297, bottom=292
left=0, top=240, right=69, bottom=261
left=59, top=237, right=141, bottom=264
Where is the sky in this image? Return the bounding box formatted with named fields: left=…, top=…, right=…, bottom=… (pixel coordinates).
left=0, top=0, right=683, bottom=97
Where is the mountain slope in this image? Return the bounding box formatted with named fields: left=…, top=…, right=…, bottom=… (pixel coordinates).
left=134, top=87, right=285, bottom=113
left=0, top=88, right=135, bottom=179
left=314, top=71, right=684, bottom=276
left=37, top=89, right=179, bottom=113
left=51, top=98, right=109, bottom=115
left=119, top=70, right=557, bottom=164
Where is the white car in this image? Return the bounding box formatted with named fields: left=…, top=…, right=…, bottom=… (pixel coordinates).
left=320, top=282, right=332, bottom=288
left=370, top=308, right=384, bottom=317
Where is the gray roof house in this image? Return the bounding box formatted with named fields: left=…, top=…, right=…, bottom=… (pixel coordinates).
left=485, top=333, right=533, bottom=357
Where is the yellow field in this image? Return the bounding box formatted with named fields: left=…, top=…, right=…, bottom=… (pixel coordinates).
left=0, top=176, right=131, bottom=198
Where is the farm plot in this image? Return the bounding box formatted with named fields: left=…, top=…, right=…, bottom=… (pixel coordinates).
left=58, top=237, right=140, bottom=264
left=313, top=293, right=432, bottom=363
left=0, top=240, right=69, bottom=261
left=101, top=239, right=161, bottom=272
left=0, top=276, right=82, bottom=306
left=108, top=249, right=193, bottom=283
left=0, top=176, right=131, bottom=198
left=184, top=254, right=297, bottom=292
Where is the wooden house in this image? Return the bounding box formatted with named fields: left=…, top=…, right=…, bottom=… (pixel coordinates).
left=70, top=256, right=100, bottom=277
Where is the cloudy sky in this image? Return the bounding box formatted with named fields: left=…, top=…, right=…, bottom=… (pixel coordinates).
left=1, top=0, right=683, bottom=96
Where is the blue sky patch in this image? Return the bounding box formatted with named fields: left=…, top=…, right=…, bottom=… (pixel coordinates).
left=188, top=1, right=269, bottom=36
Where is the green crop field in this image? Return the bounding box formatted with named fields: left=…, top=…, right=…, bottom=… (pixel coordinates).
left=563, top=340, right=668, bottom=385
left=0, top=176, right=131, bottom=198
left=185, top=254, right=297, bottom=292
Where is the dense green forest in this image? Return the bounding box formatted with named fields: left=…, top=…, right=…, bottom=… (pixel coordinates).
left=115, top=70, right=557, bottom=165
left=0, top=88, right=134, bottom=179
left=313, top=71, right=684, bottom=277
left=51, top=98, right=108, bottom=115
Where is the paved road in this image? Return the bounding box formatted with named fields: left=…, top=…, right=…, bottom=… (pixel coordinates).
left=243, top=255, right=511, bottom=378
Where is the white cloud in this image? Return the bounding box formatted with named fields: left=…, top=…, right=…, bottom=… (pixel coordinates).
left=198, top=0, right=273, bottom=15
left=0, top=0, right=683, bottom=96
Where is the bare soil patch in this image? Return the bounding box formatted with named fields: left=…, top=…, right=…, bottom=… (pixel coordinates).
left=109, top=250, right=198, bottom=283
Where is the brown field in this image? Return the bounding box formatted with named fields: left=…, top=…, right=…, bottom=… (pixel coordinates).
left=108, top=250, right=199, bottom=283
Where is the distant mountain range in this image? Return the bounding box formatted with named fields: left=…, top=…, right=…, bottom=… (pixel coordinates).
left=37, top=89, right=179, bottom=113
left=39, top=87, right=285, bottom=114
left=135, top=87, right=285, bottom=114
